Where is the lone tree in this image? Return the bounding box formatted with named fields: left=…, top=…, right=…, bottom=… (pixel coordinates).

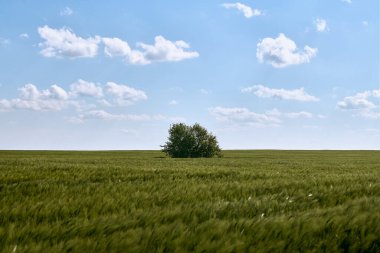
left=161, top=123, right=222, bottom=158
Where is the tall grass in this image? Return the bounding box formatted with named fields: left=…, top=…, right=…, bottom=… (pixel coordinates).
left=0, top=150, right=379, bottom=252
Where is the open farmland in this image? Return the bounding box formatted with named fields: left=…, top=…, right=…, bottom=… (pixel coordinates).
left=0, top=150, right=379, bottom=252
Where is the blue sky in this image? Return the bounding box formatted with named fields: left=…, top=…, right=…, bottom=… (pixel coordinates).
left=0, top=0, right=379, bottom=150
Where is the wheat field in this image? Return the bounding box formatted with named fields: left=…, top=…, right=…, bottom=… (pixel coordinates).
left=1, top=150, right=379, bottom=252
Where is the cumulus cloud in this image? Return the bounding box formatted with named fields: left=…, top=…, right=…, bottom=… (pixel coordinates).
left=267, top=108, right=313, bottom=119
left=256, top=33, right=317, bottom=68
left=105, top=82, right=147, bottom=105
left=221, top=2, right=262, bottom=18
left=103, top=36, right=199, bottom=64
left=137, top=36, right=199, bottom=63
left=209, top=107, right=315, bottom=126
left=102, top=37, right=148, bottom=65
left=21, top=83, right=69, bottom=101
left=60, top=7, right=73, bottom=16
left=0, top=80, right=149, bottom=111
left=38, top=25, right=101, bottom=58
left=70, top=79, right=103, bottom=98
left=337, top=91, right=376, bottom=110
left=337, top=89, right=380, bottom=119
left=38, top=26, right=199, bottom=64
left=0, top=84, right=70, bottom=111
left=242, top=84, right=319, bottom=102
left=209, top=107, right=281, bottom=126
left=314, top=18, right=328, bottom=32
left=103, top=37, right=131, bottom=57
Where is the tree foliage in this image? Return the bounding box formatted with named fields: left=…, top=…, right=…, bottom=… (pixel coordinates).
left=161, top=123, right=222, bottom=158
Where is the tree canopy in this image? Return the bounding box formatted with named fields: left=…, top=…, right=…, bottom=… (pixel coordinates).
left=161, top=123, right=222, bottom=158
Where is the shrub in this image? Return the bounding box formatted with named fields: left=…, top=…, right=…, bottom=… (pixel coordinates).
left=161, top=123, right=222, bottom=158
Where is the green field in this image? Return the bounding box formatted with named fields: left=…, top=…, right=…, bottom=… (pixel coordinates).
left=0, top=150, right=379, bottom=252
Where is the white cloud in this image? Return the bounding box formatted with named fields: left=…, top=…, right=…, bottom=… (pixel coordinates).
left=169, top=100, right=178, bottom=105
left=210, top=107, right=316, bottom=126
left=102, top=37, right=132, bottom=57
left=209, top=107, right=281, bottom=126
left=20, top=83, right=69, bottom=100
left=0, top=84, right=70, bottom=111
left=221, top=2, right=262, bottom=18
left=70, top=79, right=103, bottom=98
left=337, top=91, right=375, bottom=110
left=60, top=7, right=73, bottom=16
left=102, top=37, right=148, bottom=65
left=362, top=21, right=369, bottom=26
left=37, top=26, right=198, bottom=64
left=266, top=108, right=314, bottom=119
left=256, top=33, right=317, bottom=68
left=0, top=80, right=149, bottom=111
left=285, top=111, right=313, bottom=119
left=337, top=89, right=380, bottom=119
left=19, top=33, right=29, bottom=39
left=103, top=36, right=198, bottom=64
left=137, top=36, right=199, bottom=63
left=341, top=0, right=352, bottom=3
left=242, top=84, right=319, bottom=102
left=105, top=82, right=147, bottom=105
left=314, top=18, right=328, bottom=32
left=38, top=25, right=101, bottom=58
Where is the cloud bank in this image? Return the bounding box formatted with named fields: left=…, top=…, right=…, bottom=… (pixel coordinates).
left=0, top=80, right=147, bottom=111
left=209, top=107, right=315, bottom=127
left=0, top=84, right=71, bottom=111
left=38, top=26, right=199, bottom=64
left=242, top=85, right=319, bottom=102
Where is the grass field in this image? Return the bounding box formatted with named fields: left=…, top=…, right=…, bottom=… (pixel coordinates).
left=0, top=150, right=379, bottom=252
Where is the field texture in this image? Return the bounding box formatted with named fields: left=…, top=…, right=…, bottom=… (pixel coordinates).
left=0, top=150, right=379, bottom=252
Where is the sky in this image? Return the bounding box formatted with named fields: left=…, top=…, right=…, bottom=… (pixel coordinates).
left=0, top=0, right=379, bottom=150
